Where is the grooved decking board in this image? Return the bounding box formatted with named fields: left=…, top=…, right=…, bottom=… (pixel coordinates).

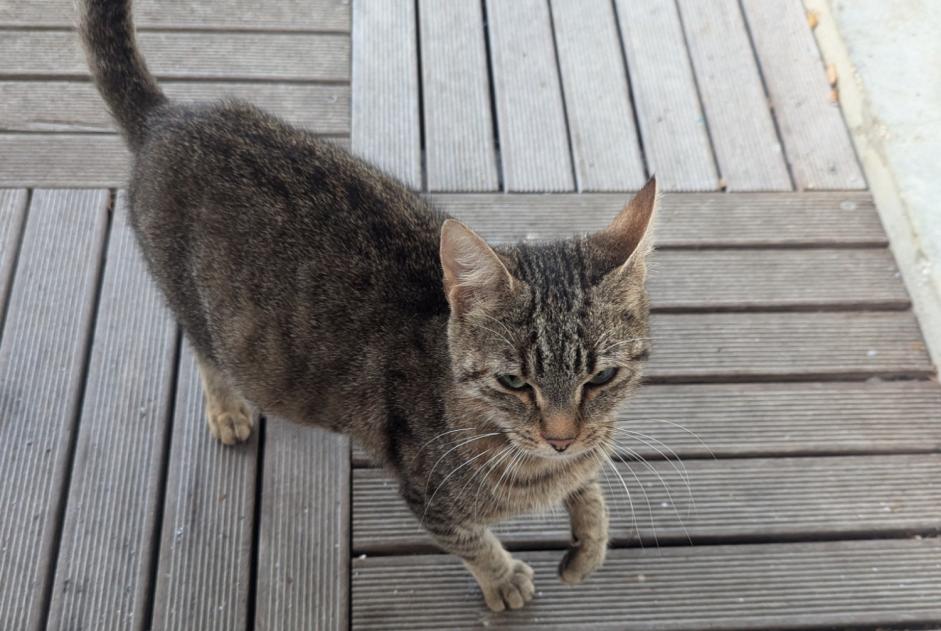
left=351, top=0, right=422, bottom=188
left=0, top=190, right=109, bottom=631
left=352, top=454, right=941, bottom=553
left=151, top=345, right=258, bottom=631
left=418, top=1, right=499, bottom=192
left=0, top=189, right=27, bottom=322
left=352, top=538, right=941, bottom=629
left=676, top=0, right=791, bottom=191
left=255, top=420, right=350, bottom=631
left=741, top=0, right=866, bottom=190
left=0, top=31, right=349, bottom=81
left=0, top=81, right=350, bottom=134
left=46, top=194, right=177, bottom=631
left=0, top=0, right=350, bottom=31
left=549, top=0, right=646, bottom=191
left=352, top=380, right=941, bottom=466
left=485, top=0, right=574, bottom=192
left=613, top=0, right=718, bottom=192
left=428, top=192, right=888, bottom=247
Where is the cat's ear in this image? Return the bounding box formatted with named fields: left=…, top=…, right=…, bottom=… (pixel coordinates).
left=440, top=219, right=515, bottom=317
left=590, top=176, right=658, bottom=278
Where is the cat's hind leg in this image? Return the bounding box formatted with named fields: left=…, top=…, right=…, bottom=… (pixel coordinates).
left=196, top=353, right=254, bottom=445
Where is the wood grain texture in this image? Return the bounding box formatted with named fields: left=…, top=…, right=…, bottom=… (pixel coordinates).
left=676, top=0, right=791, bottom=191
left=549, top=0, right=646, bottom=191
left=427, top=192, right=887, bottom=247
left=0, top=189, right=27, bottom=323
left=151, top=345, right=258, bottom=631
left=419, top=1, right=499, bottom=192
left=485, top=0, right=574, bottom=191
left=352, top=538, right=941, bottom=629
left=255, top=420, right=350, bottom=631
left=614, top=0, right=718, bottom=191
left=741, top=0, right=866, bottom=190
left=0, top=190, right=109, bottom=631
left=46, top=194, right=177, bottom=631
left=351, top=0, right=422, bottom=188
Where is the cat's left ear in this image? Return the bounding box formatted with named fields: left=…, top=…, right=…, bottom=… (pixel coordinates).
left=440, top=219, right=515, bottom=317
left=589, top=176, right=658, bottom=279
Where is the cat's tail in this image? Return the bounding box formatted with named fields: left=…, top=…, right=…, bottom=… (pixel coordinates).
left=79, top=0, right=166, bottom=150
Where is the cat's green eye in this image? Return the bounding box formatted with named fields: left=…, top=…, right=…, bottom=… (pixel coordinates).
left=587, top=367, right=618, bottom=386
left=496, top=374, right=528, bottom=390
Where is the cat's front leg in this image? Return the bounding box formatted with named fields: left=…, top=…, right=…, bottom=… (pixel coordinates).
left=559, top=478, right=609, bottom=584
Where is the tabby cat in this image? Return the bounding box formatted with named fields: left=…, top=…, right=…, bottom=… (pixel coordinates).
left=81, top=0, right=655, bottom=611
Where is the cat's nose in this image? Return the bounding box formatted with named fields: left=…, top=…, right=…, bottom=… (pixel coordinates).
left=542, top=434, right=575, bottom=452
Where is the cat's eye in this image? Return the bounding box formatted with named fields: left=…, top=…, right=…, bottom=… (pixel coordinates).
left=496, top=374, right=528, bottom=390
left=587, top=367, right=618, bottom=386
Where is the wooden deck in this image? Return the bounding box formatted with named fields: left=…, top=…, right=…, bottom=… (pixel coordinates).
left=0, top=1, right=939, bottom=629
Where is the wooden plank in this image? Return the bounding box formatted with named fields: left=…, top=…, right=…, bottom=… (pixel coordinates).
left=151, top=344, right=258, bottom=631
left=485, top=0, right=574, bottom=192
left=351, top=0, right=422, bottom=188
left=549, top=0, right=646, bottom=192
left=0, top=0, right=350, bottom=31
left=353, top=380, right=941, bottom=465
left=353, top=454, right=941, bottom=553
left=0, top=31, right=349, bottom=81
left=46, top=194, right=177, bottom=631
left=0, top=81, right=350, bottom=134
left=0, top=189, right=109, bottom=631
left=741, top=0, right=866, bottom=190
left=676, top=0, right=791, bottom=191
left=418, top=1, right=499, bottom=192
left=352, top=538, right=941, bottom=629
left=0, top=189, right=27, bottom=325
left=255, top=420, right=350, bottom=631
left=428, top=192, right=888, bottom=247
left=613, top=0, right=718, bottom=191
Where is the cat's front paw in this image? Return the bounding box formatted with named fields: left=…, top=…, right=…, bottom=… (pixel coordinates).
left=206, top=404, right=254, bottom=445
left=558, top=539, right=606, bottom=585
left=479, top=559, right=535, bottom=612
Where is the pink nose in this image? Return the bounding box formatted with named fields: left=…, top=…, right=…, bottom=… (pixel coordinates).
left=542, top=434, right=576, bottom=452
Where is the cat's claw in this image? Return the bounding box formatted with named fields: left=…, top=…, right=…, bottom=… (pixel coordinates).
left=558, top=540, right=606, bottom=585
left=207, top=407, right=253, bottom=445
left=481, top=559, right=535, bottom=612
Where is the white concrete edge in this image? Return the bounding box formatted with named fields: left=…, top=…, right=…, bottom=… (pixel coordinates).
left=805, top=0, right=941, bottom=375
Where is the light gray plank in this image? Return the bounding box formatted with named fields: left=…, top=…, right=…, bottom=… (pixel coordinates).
left=427, top=192, right=887, bottom=247
left=741, top=0, right=866, bottom=190
left=0, top=0, right=350, bottom=31
left=677, top=0, right=791, bottom=191
left=486, top=0, right=574, bottom=192
left=550, top=0, right=646, bottom=191
left=0, top=31, right=349, bottom=81
left=255, top=420, right=350, bottom=631
left=614, top=0, right=718, bottom=191
left=47, top=194, right=177, bottom=631
left=351, top=0, right=422, bottom=188
left=0, top=81, right=350, bottom=134
left=419, top=1, right=499, bottom=192
left=353, top=539, right=941, bottom=629
left=0, top=189, right=28, bottom=325
left=151, top=344, right=258, bottom=631
left=0, top=189, right=109, bottom=631
left=354, top=454, right=941, bottom=553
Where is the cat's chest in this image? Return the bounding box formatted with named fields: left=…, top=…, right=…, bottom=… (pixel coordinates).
left=477, top=458, right=597, bottom=522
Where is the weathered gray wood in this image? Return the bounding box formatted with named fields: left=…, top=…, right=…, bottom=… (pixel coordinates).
left=353, top=539, right=941, bottom=629
left=0, top=189, right=109, bottom=631
left=353, top=380, right=941, bottom=465
left=351, top=0, right=422, bottom=188
left=151, top=344, right=258, bottom=631
left=46, top=193, right=177, bottom=631
left=0, top=189, right=27, bottom=324
left=0, top=31, right=349, bottom=81
left=676, top=0, right=791, bottom=191
left=0, top=81, right=350, bottom=134
left=255, top=420, right=350, bottom=631
left=550, top=0, right=646, bottom=191
left=614, top=0, right=718, bottom=191
left=353, top=454, right=941, bottom=553
left=486, top=0, right=574, bottom=192
left=0, top=0, right=350, bottom=31
left=428, top=192, right=888, bottom=247
left=741, top=0, right=866, bottom=190
left=419, top=1, right=499, bottom=192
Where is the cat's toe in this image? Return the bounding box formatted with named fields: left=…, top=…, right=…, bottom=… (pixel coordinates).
left=482, top=560, right=535, bottom=612
left=559, top=541, right=606, bottom=585
left=207, top=409, right=253, bottom=445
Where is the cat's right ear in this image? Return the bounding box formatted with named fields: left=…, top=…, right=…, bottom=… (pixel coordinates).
left=440, top=219, right=515, bottom=318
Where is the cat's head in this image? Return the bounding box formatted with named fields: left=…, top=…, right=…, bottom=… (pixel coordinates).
left=440, top=178, right=657, bottom=462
